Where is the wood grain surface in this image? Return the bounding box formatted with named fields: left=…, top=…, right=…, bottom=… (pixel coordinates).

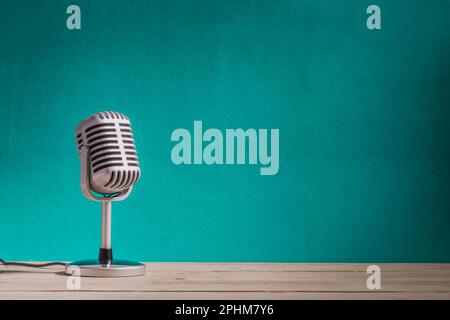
left=0, top=263, right=449, bottom=299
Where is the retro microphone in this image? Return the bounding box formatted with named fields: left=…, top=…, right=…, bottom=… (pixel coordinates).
left=65, top=111, right=145, bottom=277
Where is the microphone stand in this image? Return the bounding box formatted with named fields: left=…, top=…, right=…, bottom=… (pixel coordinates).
left=65, top=146, right=145, bottom=277
left=100, top=200, right=112, bottom=267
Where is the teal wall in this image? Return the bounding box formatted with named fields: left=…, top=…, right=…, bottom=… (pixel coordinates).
left=0, top=0, right=449, bottom=262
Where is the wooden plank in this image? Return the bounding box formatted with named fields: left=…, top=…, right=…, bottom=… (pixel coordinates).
left=0, top=291, right=449, bottom=300
left=0, top=263, right=449, bottom=299
left=140, top=263, right=450, bottom=272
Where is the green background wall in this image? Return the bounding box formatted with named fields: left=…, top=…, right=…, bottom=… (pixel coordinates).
left=0, top=0, right=449, bottom=262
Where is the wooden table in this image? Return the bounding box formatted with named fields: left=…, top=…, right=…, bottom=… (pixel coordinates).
left=1, top=263, right=449, bottom=299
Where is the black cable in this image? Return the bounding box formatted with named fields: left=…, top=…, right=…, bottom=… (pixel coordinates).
left=0, top=259, right=66, bottom=268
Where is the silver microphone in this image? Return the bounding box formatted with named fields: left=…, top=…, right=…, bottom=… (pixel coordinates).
left=66, top=111, right=145, bottom=277
left=75, top=111, right=141, bottom=194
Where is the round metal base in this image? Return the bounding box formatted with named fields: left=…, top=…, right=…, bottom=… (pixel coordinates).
left=65, top=259, right=145, bottom=277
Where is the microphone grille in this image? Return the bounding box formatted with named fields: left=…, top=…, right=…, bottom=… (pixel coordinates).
left=75, top=111, right=141, bottom=194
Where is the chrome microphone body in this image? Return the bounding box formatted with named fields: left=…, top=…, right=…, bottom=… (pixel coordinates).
left=75, top=111, right=140, bottom=194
